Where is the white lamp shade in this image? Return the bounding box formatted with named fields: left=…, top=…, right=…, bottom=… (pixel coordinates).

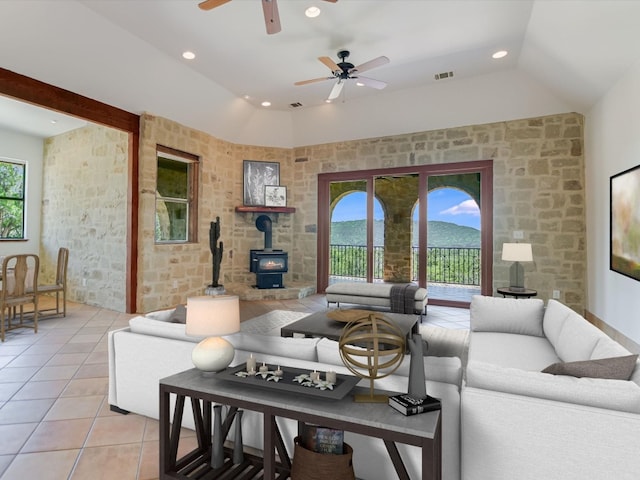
left=501, top=243, right=533, bottom=262
left=185, top=295, right=240, bottom=337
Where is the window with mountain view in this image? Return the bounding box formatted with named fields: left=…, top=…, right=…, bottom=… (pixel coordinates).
left=0, top=159, right=26, bottom=240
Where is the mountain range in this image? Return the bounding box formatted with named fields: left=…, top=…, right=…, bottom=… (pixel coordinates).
left=330, top=220, right=480, bottom=248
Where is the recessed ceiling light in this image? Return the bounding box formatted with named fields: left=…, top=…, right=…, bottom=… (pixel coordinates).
left=355, top=82, right=365, bottom=87
left=243, top=95, right=251, bottom=100
left=492, top=50, right=508, bottom=59
left=305, top=6, right=321, bottom=18
left=182, top=51, right=196, bottom=60
left=325, top=99, right=332, bottom=103
left=50, top=119, right=57, bottom=124
left=261, top=101, right=271, bottom=107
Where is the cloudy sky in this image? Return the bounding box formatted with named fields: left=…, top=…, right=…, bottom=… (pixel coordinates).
left=332, top=188, right=480, bottom=229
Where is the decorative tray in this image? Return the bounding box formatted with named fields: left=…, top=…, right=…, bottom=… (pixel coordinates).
left=219, top=364, right=360, bottom=400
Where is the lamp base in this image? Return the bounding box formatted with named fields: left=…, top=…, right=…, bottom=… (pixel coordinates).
left=192, top=336, right=235, bottom=373
left=509, top=261, right=526, bottom=291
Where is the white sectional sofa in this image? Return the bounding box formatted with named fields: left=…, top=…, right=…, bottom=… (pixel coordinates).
left=462, top=295, right=640, bottom=480
left=108, top=309, right=462, bottom=480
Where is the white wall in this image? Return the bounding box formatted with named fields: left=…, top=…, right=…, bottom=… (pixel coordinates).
left=585, top=60, right=640, bottom=344
left=0, top=127, right=43, bottom=256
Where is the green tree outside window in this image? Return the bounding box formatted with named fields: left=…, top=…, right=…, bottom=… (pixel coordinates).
left=0, top=160, right=25, bottom=239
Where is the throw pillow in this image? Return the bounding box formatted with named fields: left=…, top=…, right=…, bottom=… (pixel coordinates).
left=542, top=354, right=639, bottom=380
left=170, top=304, right=187, bottom=324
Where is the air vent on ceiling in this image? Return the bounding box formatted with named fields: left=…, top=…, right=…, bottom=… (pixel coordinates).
left=289, top=102, right=303, bottom=108
left=434, top=71, right=454, bottom=80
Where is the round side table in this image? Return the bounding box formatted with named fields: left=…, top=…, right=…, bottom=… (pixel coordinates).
left=497, top=287, right=537, bottom=299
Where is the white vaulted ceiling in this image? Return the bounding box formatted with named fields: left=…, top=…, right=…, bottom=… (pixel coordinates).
left=1, top=0, right=639, bottom=147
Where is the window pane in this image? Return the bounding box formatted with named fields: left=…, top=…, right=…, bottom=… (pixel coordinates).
left=155, top=200, right=188, bottom=242
left=157, top=157, right=188, bottom=199
left=0, top=161, right=25, bottom=239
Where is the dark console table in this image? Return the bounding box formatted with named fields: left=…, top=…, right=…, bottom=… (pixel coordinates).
left=159, top=368, right=441, bottom=480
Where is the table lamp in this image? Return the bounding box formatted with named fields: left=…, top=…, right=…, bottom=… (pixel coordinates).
left=186, top=295, right=240, bottom=373
left=501, top=243, right=533, bottom=292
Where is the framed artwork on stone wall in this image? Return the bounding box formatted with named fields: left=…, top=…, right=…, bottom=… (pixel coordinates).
left=610, top=163, right=640, bottom=282
left=243, top=160, right=280, bottom=206
left=265, top=185, right=287, bottom=207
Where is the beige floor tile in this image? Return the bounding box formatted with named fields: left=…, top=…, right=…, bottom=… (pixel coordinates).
left=57, top=342, right=96, bottom=354
left=85, top=350, right=108, bottom=364
left=0, top=345, right=30, bottom=356
left=35, top=333, right=75, bottom=344
left=138, top=440, right=160, bottom=480
left=0, top=398, right=55, bottom=424
left=61, top=377, right=108, bottom=397
left=69, top=334, right=103, bottom=344
left=0, top=455, right=14, bottom=477
left=71, top=443, right=141, bottom=480
left=6, top=353, right=53, bottom=368
left=22, top=343, right=63, bottom=355
left=21, top=418, right=93, bottom=453
left=85, top=414, right=147, bottom=447
left=45, top=352, right=89, bottom=366
left=12, top=379, right=69, bottom=400
left=0, top=382, right=23, bottom=401
left=30, top=364, right=79, bottom=381
left=97, top=396, right=122, bottom=417
left=1, top=449, right=79, bottom=479
left=0, top=367, right=38, bottom=383
left=0, top=423, right=38, bottom=455
left=0, top=358, right=15, bottom=369
left=44, top=394, right=104, bottom=421
left=74, top=363, right=109, bottom=379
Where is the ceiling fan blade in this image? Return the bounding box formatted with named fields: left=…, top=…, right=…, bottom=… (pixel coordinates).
left=262, top=0, right=281, bottom=35
left=319, top=56, right=340, bottom=73
left=328, top=80, right=344, bottom=100
left=355, top=76, right=387, bottom=90
left=350, top=56, right=390, bottom=74
left=198, top=0, right=232, bottom=11
left=322, top=0, right=338, bottom=3
left=294, top=77, right=334, bottom=86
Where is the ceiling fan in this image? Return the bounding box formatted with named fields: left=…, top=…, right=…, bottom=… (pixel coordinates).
left=295, top=50, right=390, bottom=101
left=198, top=0, right=338, bottom=35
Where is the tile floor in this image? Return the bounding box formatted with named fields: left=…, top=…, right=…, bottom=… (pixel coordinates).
left=0, top=295, right=469, bottom=479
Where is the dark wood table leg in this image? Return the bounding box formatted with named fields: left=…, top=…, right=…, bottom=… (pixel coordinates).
left=383, top=440, right=410, bottom=480
left=159, top=386, right=172, bottom=475
left=263, top=408, right=276, bottom=480
left=422, top=413, right=442, bottom=480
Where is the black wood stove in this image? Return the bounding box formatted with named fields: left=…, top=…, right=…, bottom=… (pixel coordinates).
left=250, top=215, right=288, bottom=289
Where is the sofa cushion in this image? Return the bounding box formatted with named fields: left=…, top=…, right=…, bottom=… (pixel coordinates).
left=470, top=295, right=544, bottom=337
left=169, top=305, right=187, bottom=324
left=542, top=354, right=639, bottom=380
left=129, top=315, right=202, bottom=343
left=225, top=333, right=320, bottom=362
left=466, top=360, right=640, bottom=414
left=468, top=331, right=560, bottom=371
left=543, top=300, right=603, bottom=362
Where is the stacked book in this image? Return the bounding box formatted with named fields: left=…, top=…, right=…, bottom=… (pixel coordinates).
left=388, top=393, right=441, bottom=416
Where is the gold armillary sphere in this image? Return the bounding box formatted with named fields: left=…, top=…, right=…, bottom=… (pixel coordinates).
left=338, top=313, right=405, bottom=403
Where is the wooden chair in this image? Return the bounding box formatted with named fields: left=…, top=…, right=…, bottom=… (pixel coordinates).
left=1, top=254, right=39, bottom=342
left=38, top=247, right=69, bottom=317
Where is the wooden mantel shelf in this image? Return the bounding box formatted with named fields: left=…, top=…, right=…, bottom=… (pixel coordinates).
left=235, top=206, right=296, bottom=214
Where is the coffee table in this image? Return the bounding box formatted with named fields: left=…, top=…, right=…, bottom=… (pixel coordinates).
left=280, top=309, right=420, bottom=343
left=159, top=368, right=442, bottom=480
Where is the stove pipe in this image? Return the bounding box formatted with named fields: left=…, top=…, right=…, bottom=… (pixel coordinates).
left=255, top=215, right=273, bottom=251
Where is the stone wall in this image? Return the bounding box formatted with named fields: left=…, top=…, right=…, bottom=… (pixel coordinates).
left=137, top=114, right=294, bottom=312
left=41, top=124, right=129, bottom=311
left=292, top=113, right=586, bottom=312
left=136, top=112, right=585, bottom=313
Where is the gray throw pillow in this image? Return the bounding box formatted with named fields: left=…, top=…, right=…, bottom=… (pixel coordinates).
left=542, top=354, right=639, bottom=380
left=170, top=304, right=187, bottom=324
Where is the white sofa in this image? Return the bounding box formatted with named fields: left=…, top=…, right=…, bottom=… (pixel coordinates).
left=108, top=309, right=462, bottom=480
left=462, top=295, right=640, bottom=480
